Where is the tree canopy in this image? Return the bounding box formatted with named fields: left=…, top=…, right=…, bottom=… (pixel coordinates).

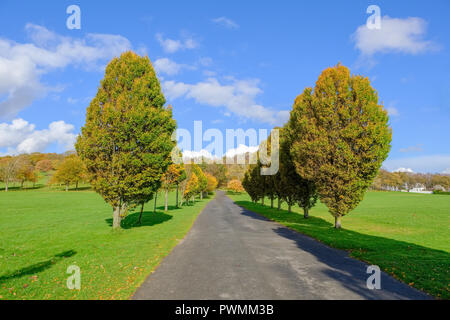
left=75, top=51, right=176, bottom=228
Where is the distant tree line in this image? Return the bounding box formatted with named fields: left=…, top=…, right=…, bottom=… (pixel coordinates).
left=371, top=169, right=450, bottom=192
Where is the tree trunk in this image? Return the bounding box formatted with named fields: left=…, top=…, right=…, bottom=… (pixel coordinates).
left=304, top=207, right=309, bottom=219
left=262, top=197, right=265, bottom=206
left=288, top=204, right=292, bottom=213
left=270, top=197, right=274, bottom=208
left=112, top=206, right=121, bottom=229
left=154, top=193, right=157, bottom=212
left=200, top=191, right=203, bottom=200
left=138, top=203, right=144, bottom=225
left=65, top=183, right=69, bottom=192
left=334, top=216, right=342, bottom=229
left=164, top=189, right=168, bottom=211
left=76, top=181, right=79, bottom=190
left=5, top=180, right=8, bottom=192
left=277, top=198, right=281, bottom=210
left=21, top=181, right=24, bottom=189
left=176, top=184, right=179, bottom=208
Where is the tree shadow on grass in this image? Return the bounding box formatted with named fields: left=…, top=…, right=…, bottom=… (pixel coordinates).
left=0, top=250, right=76, bottom=283
left=234, top=200, right=448, bottom=299
left=105, top=211, right=173, bottom=229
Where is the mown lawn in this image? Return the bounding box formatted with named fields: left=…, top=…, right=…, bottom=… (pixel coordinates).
left=0, top=189, right=213, bottom=300
left=228, top=191, right=450, bottom=299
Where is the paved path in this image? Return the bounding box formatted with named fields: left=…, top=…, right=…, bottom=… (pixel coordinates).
left=132, top=191, right=430, bottom=300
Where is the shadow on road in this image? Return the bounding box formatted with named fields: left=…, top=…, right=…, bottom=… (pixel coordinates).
left=234, top=200, right=445, bottom=299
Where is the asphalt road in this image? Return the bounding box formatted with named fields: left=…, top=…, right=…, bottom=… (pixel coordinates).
left=132, top=191, right=430, bottom=300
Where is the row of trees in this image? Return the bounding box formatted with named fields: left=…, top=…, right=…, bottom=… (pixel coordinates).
left=371, top=169, right=450, bottom=191
left=243, top=64, right=392, bottom=229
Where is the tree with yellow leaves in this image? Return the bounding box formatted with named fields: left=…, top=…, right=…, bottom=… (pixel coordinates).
left=227, top=179, right=244, bottom=193
left=288, top=64, right=391, bottom=228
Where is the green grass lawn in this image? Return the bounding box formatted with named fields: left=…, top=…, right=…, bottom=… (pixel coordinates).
left=0, top=189, right=213, bottom=300
left=228, top=191, right=450, bottom=299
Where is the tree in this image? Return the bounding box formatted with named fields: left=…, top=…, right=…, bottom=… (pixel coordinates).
left=0, top=156, right=22, bottom=191
left=161, top=164, right=182, bottom=211
left=50, top=154, right=85, bottom=191
left=192, top=164, right=207, bottom=199
left=175, top=165, right=187, bottom=207
left=227, top=179, right=244, bottom=193
left=201, top=163, right=227, bottom=187
left=75, top=51, right=176, bottom=229
left=288, top=64, right=391, bottom=228
left=242, top=165, right=262, bottom=203
left=184, top=173, right=199, bottom=204
left=15, top=156, right=35, bottom=188
left=205, top=173, right=218, bottom=193
left=35, top=159, right=53, bottom=172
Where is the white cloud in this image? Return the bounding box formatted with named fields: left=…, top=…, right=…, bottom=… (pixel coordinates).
left=442, top=168, right=450, bottom=174
left=384, top=155, right=450, bottom=173
left=0, top=118, right=76, bottom=155
left=198, top=57, right=213, bottom=67
left=225, top=144, right=258, bottom=158
left=353, top=16, right=438, bottom=56
left=162, top=78, right=289, bottom=125
left=0, top=23, right=132, bottom=118
left=387, top=107, right=399, bottom=116
left=155, top=33, right=198, bottom=53
left=182, top=144, right=258, bottom=161
left=212, top=17, right=239, bottom=30
left=393, top=167, right=414, bottom=173
left=154, top=58, right=182, bottom=75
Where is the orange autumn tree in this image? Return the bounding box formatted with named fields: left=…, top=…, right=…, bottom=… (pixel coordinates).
left=227, top=179, right=244, bottom=193
left=205, top=173, right=218, bottom=194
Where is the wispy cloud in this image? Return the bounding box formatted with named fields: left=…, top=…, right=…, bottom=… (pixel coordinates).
left=155, top=33, right=198, bottom=53
left=399, top=144, right=423, bottom=153
left=212, top=17, right=239, bottom=30
left=162, top=77, right=289, bottom=125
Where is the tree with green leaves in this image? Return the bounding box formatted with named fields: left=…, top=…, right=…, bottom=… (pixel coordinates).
left=50, top=154, right=86, bottom=191
left=75, top=51, right=176, bottom=229
left=276, top=126, right=318, bottom=216
left=288, top=64, right=391, bottom=228
left=242, top=165, right=260, bottom=203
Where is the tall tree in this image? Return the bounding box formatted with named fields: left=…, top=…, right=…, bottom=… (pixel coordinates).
left=75, top=51, right=176, bottom=229
left=288, top=64, right=391, bottom=228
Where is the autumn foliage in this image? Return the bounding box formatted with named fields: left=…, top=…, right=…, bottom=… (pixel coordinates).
left=227, top=179, right=244, bottom=193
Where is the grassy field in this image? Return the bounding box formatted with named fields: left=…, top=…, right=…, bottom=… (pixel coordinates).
left=228, top=191, right=450, bottom=299
left=0, top=188, right=213, bottom=300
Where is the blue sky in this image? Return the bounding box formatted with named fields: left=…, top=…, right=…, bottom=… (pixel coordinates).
left=0, top=0, right=449, bottom=173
